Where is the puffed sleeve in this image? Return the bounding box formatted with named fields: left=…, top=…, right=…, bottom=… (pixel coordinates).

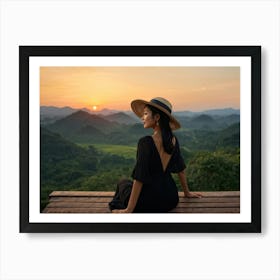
left=169, top=136, right=186, bottom=173
left=131, top=137, right=151, bottom=184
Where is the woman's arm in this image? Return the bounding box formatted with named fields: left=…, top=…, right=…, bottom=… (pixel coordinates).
left=177, top=169, right=202, bottom=198
left=112, top=180, right=143, bottom=213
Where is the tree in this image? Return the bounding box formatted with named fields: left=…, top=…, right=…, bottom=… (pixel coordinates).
left=186, top=150, right=240, bottom=191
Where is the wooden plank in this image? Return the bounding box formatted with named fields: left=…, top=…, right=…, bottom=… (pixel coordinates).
left=45, top=201, right=239, bottom=209
left=49, top=196, right=240, bottom=204
left=46, top=202, right=110, bottom=208
left=43, top=207, right=240, bottom=214
left=43, top=207, right=111, bottom=213
left=179, top=191, right=239, bottom=197
left=49, top=191, right=115, bottom=197
left=176, top=202, right=239, bottom=208
left=50, top=197, right=113, bottom=203
left=49, top=191, right=240, bottom=198
left=179, top=197, right=239, bottom=203
left=171, top=207, right=240, bottom=213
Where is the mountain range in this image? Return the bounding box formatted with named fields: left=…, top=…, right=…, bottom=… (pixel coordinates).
left=41, top=105, right=239, bottom=125
left=42, top=106, right=240, bottom=149
left=174, top=108, right=240, bottom=117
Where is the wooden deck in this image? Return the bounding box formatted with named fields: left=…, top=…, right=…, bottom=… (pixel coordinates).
left=42, top=191, right=240, bottom=213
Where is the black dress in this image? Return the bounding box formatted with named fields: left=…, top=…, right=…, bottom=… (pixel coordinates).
left=109, top=135, right=186, bottom=213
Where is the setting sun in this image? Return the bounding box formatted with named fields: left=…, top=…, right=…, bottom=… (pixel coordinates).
left=92, top=106, right=98, bottom=111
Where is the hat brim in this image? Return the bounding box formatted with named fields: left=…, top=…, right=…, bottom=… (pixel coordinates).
left=131, top=99, right=181, bottom=130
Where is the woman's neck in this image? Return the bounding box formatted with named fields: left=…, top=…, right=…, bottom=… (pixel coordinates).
left=153, top=127, right=162, bottom=137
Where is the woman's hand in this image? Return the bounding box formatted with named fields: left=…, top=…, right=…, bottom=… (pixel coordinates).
left=178, top=171, right=202, bottom=199
left=112, top=208, right=131, bottom=213
left=184, top=191, right=203, bottom=198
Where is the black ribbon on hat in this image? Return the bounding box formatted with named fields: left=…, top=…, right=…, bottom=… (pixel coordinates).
left=150, top=99, right=172, bottom=113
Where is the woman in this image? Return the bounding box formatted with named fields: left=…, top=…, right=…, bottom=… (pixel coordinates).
left=109, top=97, right=202, bottom=213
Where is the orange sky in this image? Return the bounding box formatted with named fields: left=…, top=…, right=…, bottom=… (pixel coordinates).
left=40, top=66, right=240, bottom=111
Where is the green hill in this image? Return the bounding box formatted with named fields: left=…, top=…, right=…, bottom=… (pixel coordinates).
left=40, top=127, right=135, bottom=211
left=47, top=110, right=117, bottom=137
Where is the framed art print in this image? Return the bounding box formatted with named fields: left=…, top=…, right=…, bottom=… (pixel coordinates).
left=19, top=46, right=261, bottom=233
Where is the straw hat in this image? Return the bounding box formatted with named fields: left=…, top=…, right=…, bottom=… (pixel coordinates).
left=131, top=97, right=181, bottom=130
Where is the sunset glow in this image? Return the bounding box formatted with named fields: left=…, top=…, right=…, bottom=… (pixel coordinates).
left=40, top=67, right=240, bottom=111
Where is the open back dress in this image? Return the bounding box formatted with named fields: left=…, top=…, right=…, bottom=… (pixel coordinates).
left=109, top=135, right=186, bottom=213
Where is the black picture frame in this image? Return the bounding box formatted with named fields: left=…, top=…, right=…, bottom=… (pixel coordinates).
left=20, top=46, right=261, bottom=233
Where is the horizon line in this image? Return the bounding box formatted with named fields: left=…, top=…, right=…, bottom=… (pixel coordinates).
left=40, top=105, right=240, bottom=113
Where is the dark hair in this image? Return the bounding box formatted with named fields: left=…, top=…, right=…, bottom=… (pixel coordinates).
left=146, top=105, right=175, bottom=154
